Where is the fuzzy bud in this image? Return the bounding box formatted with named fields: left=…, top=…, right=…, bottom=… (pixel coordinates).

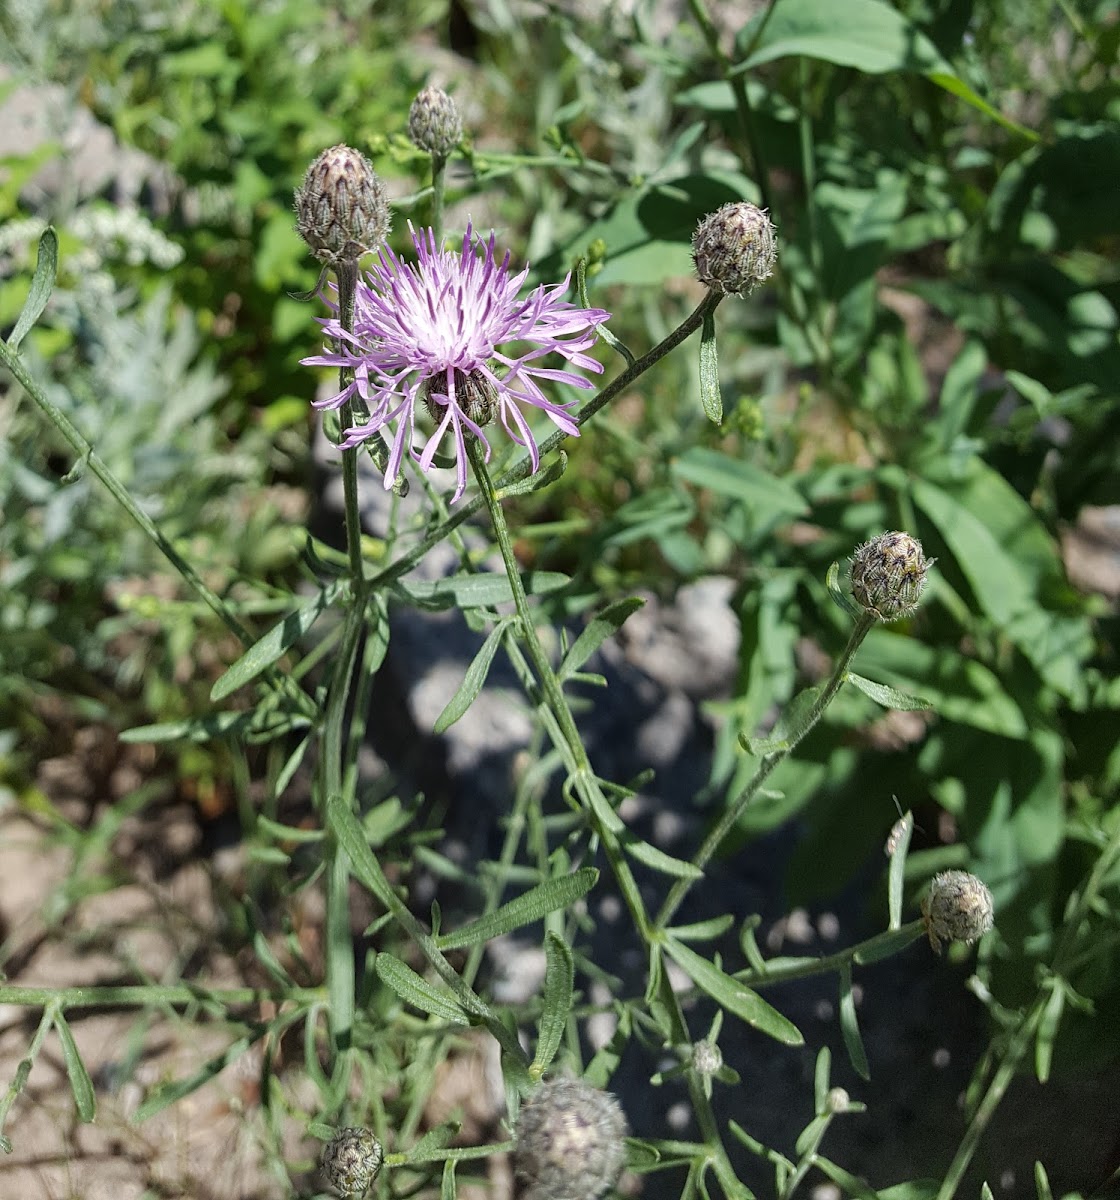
left=921, top=870, right=994, bottom=955
left=513, top=1078, right=628, bottom=1200
left=295, top=144, right=390, bottom=266
left=692, top=201, right=777, bottom=296
left=849, top=531, right=932, bottom=621
left=825, top=1087, right=851, bottom=1114
left=408, top=86, right=463, bottom=158
left=691, top=1039, right=723, bottom=1077
left=321, top=1127, right=384, bottom=1197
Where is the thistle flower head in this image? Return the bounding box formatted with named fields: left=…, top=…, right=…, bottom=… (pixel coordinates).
left=321, top=1127, right=383, bottom=1197
left=692, top=201, right=777, bottom=296
left=408, top=85, right=463, bottom=158
left=513, top=1077, right=628, bottom=1200
left=921, top=870, right=994, bottom=954
left=302, top=223, right=610, bottom=502
left=850, top=531, right=932, bottom=621
left=295, top=145, right=390, bottom=266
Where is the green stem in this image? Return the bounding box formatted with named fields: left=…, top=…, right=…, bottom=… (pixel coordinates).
left=657, top=613, right=876, bottom=930
left=430, top=154, right=447, bottom=246
left=467, top=441, right=653, bottom=942
left=738, top=921, right=926, bottom=988
left=0, top=984, right=322, bottom=1008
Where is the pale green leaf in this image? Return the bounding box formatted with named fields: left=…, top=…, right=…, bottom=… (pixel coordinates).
left=9, top=227, right=58, bottom=350
left=436, top=868, right=598, bottom=951
left=532, top=933, right=574, bottom=1078
left=699, top=306, right=722, bottom=424
left=838, top=963, right=870, bottom=1081
left=434, top=619, right=511, bottom=733
left=847, top=672, right=932, bottom=712
left=53, top=1011, right=95, bottom=1123
left=375, top=954, right=469, bottom=1026
left=558, top=597, right=645, bottom=681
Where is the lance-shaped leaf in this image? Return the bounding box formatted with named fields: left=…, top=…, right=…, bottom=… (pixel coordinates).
left=838, top=963, right=870, bottom=1081
left=741, top=686, right=820, bottom=756
left=622, top=833, right=703, bottom=880
left=847, top=671, right=932, bottom=712
left=9, top=228, right=58, bottom=351
left=558, top=596, right=645, bottom=682
left=887, top=810, right=914, bottom=929
left=663, top=939, right=802, bottom=1045
left=53, top=1010, right=95, bottom=1123
left=211, top=584, right=341, bottom=700
left=434, top=619, right=512, bottom=734
left=531, top=933, right=574, bottom=1079
left=396, top=571, right=569, bottom=610
left=699, top=305, right=722, bottom=424
left=436, top=868, right=598, bottom=951
left=376, top=954, right=469, bottom=1026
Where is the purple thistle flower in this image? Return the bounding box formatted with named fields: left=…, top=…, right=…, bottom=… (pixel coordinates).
left=302, top=223, right=611, bottom=502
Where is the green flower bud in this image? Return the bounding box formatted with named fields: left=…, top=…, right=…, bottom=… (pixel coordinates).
left=513, top=1078, right=628, bottom=1200
left=691, top=1039, right=723, bottom=1077
left=321, top=1126, right=384, bottom=1197
left=849, top=531, right=932, bottom=621
left=921, top=870, right=994, bottom=955
left=407, top=85, right=463, bottom=158
left=295, top=144, right=390, bottom=266
left=691, top=201, right=777, bottom=296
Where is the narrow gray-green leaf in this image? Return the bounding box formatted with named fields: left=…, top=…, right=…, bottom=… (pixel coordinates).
left=663, top=939, right=802, bottom=1045
left=53, top=1011, right=95, bottom=1122
left=532, top=933, right=574, bottom=1078
left=375, top=953, right=469, bottom=1026
left=1034, top=982, right=1065, bottom=1084
left=441, top=1159, right=457, bottom=1200
left=622, top=835, right=703, bottom=880
left=497, top=451, right=568, bottom=498
left=406, top=1120, right=462, bottom=1163
left=9, top=227, right=58, bottom=350
left=211, top=586, right=338, bottom=701
left=699, top=306, right=722, bottom=424
left=436, top=868, right=598, bottom=950
left=122, top=710, right=307, bottom=744
left=813, top=1046, right=831, bottom=1113
left=667, top=914, right=736, bottom=943
left=847, top=671, right=932, bottom=712
left=838, top=963, right=870, bottom=1081
left=396, top=571, right=569, bottom=610
left=887, top=811, right=914, bottom=929
left=433, top=619, right=511, bottom=733
left=1034, top=1162, right=1054, bottom=1200
left=558, top=597, right=645, bottom=682
left=826, top=561, right=862, bottom=620
left=852, top=924, right=925, bottom=965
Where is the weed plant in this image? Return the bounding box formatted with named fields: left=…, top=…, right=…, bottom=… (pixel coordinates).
left=1, top=2, right=1118, bottom=1199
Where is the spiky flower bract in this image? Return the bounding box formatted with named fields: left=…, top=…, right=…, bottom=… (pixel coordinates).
left=850, top=531, right=932, bottom=621
left=513, top=1077, right=628, bottom=1200
left=303, top=223, right=610, bottom=502
left=408, top=85, right=463, bottom=158
left=294, top=145, right=390, bottom=266
left=692, top=201, right=777, bottom=296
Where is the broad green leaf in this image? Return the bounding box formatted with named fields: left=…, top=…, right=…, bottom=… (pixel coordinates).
left=433, top=619, right=511, bottom=733
left=699, top=306, right=722, bottom=424
left=53, top=1011, right=95, bottom=1122
left=397, top=571, right=570, bottom=610
left=887, top=811, right=914, bottom=930
left=663, top=939, right=803, bottom=1045
left=856, top=632, right=1027, bottom=738
left=838, top=964, right=870, bottom=1081
left=558, top=597, right=645, bottom=682
left=622, top=834, right=703, bottom=880
left=737, top=0, right=1035, bottom=140
left=672, top=448, right=808, bottom=517
left=436, top=868, right=598, bottom=951
left=532, top=933, right=574, bottom=1079
left=742, top=685, right=821, bottom=755
left=9, top=227, right=58, bottom=350
left=211, top=585, right=340, bottom=701
left=846, top=672, right=932, bottom=712
left=375, top=953, right=469, bottom=1026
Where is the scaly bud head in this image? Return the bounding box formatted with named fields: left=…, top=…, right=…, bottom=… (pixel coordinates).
left=321, top=1127, right=384, bottom=1197
left=513, top=1078, right=628, bottom=1200
left=295, top=144, right=390, bottom=266
left=408, top=86, right=463, bottom=158
left=921, top=870, right=994, bottom=954
left=849, top=531, right=932, bottom=621
left=692, top=201, right=777, bottom=296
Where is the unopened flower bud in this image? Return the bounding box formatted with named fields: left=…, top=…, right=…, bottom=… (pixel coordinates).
left=921, top=870, right=994, bottom=955
left=407, top=86, right=463, bottom=158
left=826, top=1087, right=850, bottom=1114
left=322, top=1127, right=383, bottom=1197
left=295, top=145, right=390, bottom=266
left=850, top=531, right=932, bottom=621
left=692, top=201, right=777, bottom=296
left=691, top=1039, right=723, bottom=1077
left=513, top=1078, right=628, bottom=1200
